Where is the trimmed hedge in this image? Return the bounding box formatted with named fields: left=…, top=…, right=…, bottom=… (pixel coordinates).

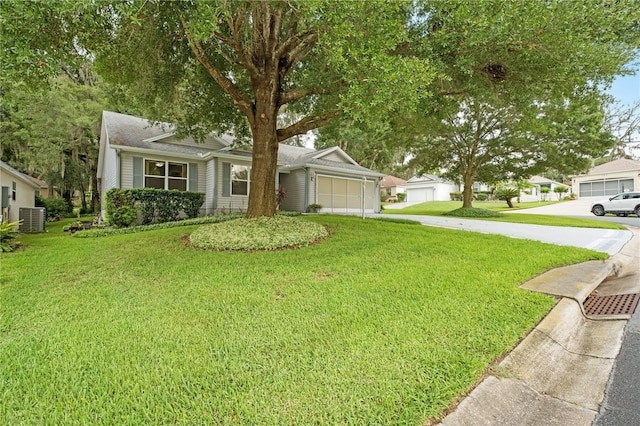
left=74, top=213, right=244, bottom=238
left=105, top=188, right=205, bottom=227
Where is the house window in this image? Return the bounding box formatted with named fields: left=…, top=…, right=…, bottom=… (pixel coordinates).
left=231, top=165, right=250, bottom=196
left=144, top=160, right=187, bottom=191
left=12, top=182, right=16, bottom=201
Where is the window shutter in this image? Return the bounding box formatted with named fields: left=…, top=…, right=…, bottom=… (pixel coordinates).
left=222, top=162, right=230, bottom=197
left=188, top=163, right=198, bottom=191
left=133, top=157, right=143, bottom=188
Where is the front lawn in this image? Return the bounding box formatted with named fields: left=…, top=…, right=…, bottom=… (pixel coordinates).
left=0, top=216, right=605, bottom=424
left=386, top=200, right=625, bottom=229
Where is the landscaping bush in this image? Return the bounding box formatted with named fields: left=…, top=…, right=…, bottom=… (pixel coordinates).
left=0, top=220, right=23, bottom=252
left=397, top=192, right=406, bottom=202
left=109, top=205, right=139, bottom=228
left=74, top=213, right=244, bottom=238
left=37, top=196, right=71, bottom=220
left=449, top=191, right=463, bottom=201
left=105, top=188, right=205, bottom=226
left=443, top=207, right=503, bottom=218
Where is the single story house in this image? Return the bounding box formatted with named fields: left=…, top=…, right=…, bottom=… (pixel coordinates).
left=380, top=175, right=406, bottom=201
left=0, top=160, right=42, bottom=223
left=521, top=175, right=566, bottom=201
left=97, top=111, right=384, bottom=217
left=571, top=158, right=640, bottom=198
left=404, top=174, right=459, bottom=202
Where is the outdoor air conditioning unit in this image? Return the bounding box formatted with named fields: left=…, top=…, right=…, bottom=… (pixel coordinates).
left=19, top=207, right=46, bottom=233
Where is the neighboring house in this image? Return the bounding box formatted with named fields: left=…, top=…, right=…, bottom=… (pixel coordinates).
left=97, top=111, right=384, bottom=217
left=380, top=175, right=406, bottom=201
left=404, top=174, right=459, bottom=202
left=521, top=175, right=566, bottom=202
left=25, top=175, right=53, bottom=198
left=0, top=160, right=41, bottom=223
left=571, top=158, right=640, bottom=198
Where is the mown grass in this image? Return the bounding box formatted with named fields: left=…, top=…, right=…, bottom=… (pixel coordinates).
left=1, top=216, right=606, bottom=424
left=386, top=201, right=625, bottom=229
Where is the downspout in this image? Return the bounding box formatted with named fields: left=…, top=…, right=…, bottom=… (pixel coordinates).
left=115, top=149, right=121, bottom=188
left=304, top=167, right=309, bottom=212
left=362, top=177, right=366, bottom=219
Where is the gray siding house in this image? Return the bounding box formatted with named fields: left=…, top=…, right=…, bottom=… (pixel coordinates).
left=97, top=111, right=384, bottom=217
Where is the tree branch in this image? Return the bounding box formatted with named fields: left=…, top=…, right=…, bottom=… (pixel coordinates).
left=278, top=86, right=329, bottom=106
left=179, top=16, right=254, bottom=119
left=276, top=111, right=340, bottom=142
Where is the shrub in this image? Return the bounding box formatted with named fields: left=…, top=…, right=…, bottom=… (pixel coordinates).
left=495, top=187, right=519, bottom=208
left=38, top=196, right=72, bottom=220
left=74, top=213, right=244, bottom=238
left=443, top=208, right=503, bottom=218
left=109, top=206, right=139, bottom=228
left=396, top=192, right=406, bottom=202
left=475, top=193, right=487, bottom=201
left=307, top=203, right=322, bottom=213
left=0, top=220, right=23, bottom=252
left=105, top=188, right=205, bottom=226
left=450, top=191, right=463, bottom=201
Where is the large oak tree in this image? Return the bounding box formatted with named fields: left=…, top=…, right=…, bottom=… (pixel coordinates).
left=1, top=0, right=433, bottom=218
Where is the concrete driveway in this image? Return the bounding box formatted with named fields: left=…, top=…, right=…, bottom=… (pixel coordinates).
left=373, top=210, right=633, bottom=255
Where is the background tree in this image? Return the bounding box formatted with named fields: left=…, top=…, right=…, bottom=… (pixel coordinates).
left=402, top=0, right=639, bottom=208
left=602, top=100, right=640, bottom=160
left=405, top=94, right=612, bottom=207
left=2, top=0, right=434, bottom=218
left=0, top=71, right=105, bottom=212
left=314, top=120, right=408, bottom=175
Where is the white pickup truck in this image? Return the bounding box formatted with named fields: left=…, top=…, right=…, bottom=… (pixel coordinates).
left=590, top=192, right=640, bottom=217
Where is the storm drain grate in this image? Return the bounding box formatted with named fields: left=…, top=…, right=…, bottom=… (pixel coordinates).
left=583, top=293, right=640, bottom=316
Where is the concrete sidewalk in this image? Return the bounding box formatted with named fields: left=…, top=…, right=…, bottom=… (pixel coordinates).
left=438, top=228, right=640, bottom=425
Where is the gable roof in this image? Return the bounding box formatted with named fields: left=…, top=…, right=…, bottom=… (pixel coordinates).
left=380, top=175, right=406, bottom=188
left=587, top=158, right=640, bottom=175
left=0, top=160, right=42, bottom=189
left=406, top=174, right=456, bottom=185
left=102, top=111, right=233, bottom=156
left=279, top=145, right=383, bottom=177
left=528, top=175, right=564, bottom=186
left=100, top=111, right=384, bottom=177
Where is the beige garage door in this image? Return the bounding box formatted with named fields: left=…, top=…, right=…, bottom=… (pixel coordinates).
left=317, top=175, right=375, bottom=213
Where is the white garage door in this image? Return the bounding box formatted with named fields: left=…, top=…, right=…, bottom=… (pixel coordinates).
left=317, top=175, right=375, bottom=213
left=406, top=187, right=434, bottom=203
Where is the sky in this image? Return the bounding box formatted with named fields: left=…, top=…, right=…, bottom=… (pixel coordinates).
left=608, top=73, right=640, bottom=106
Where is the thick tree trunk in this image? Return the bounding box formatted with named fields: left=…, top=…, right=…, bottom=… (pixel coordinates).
left=462, top=171, right=474, bottom=208
left=246, top=84, right=279, bottom=218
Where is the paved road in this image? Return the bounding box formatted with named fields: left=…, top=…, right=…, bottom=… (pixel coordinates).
left=372, top=213, right=633, bottom=255
left=594, top=306, right=640, bottom=425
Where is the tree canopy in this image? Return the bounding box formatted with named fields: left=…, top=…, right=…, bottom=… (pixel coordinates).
left=2, top=0, right=639, bottom=215
left=400, top=0, right=639, bottom=207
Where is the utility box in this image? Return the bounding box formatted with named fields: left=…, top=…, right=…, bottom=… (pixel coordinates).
left=1, top=186, right=9, bottom=208
left=19, top=207, right=46, bottom=233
